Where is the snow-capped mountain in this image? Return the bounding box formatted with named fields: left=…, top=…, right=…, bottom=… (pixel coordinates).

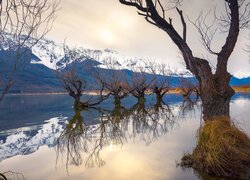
left=31, top=39, right=65, bottom=69
left=31, top=38, right=146, bottom=71
left=30, top=38, right=191, bottom=75
left=0, top=33, right=192, bottom=77
left=0, top=35, right=249, bottom=93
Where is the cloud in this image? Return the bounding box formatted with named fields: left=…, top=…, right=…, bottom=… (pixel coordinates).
left=47, top=0, right=250, bottom=78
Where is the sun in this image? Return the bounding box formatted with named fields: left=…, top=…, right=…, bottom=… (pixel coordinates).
left=100, top=29, right=114, bottom=44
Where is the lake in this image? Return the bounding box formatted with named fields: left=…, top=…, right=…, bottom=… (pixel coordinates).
left=0, top=93, right=249, bottom=180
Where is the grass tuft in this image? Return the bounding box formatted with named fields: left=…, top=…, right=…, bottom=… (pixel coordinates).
left=181, top=117, right=250, bottom=178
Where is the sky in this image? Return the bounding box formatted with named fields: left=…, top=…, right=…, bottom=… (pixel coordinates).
left=47, top=0, right=250, bottom=78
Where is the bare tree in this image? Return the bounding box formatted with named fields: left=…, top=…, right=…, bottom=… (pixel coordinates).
left=129, top=61, right=155, bottom=103
left=0, top=0, right=59, bottom=101
left=149, top=62, right=172, bottom=103
left=178, top=73, right=199, bottom=98
left=57, top=67, right=109, bottom=108
left=57, top=45, right=110, bottom=108
left=95, top=59, right=131, bottom=105
left=119, top=0, right=250, bottom=120
left=57, top=67, right=85, bottom=107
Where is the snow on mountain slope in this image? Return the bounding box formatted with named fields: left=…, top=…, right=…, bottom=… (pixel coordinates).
left=31, top=38, right=145, bottom=71
left=2, top=34, right=248, bottom=79
left=30, top=40, right=139, bottom=69
left=0, top=33, right=190, bottom=75
left=30, top=38, right=192, bottom=76
left=31, top=39, right=65, bottom=69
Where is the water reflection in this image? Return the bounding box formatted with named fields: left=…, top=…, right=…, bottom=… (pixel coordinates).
left=56, top=100, right=180, bottom=170
left=57, top=109, right=88, bottom=168
left=0, top=170, right=25, bottom=180
left=0, top=117, right=65, bottom=161
left=178, top=96, right=199, bottom=118
left=1, top=94, right=249, bottom=179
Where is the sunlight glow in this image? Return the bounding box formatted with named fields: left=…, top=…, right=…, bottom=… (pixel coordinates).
left=100, top=29, right=114, bottom=44
left=107, top=141, right=120, bottom=151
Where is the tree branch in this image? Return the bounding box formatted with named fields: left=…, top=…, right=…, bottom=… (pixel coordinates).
left=119, top=0, right=148, bottom=12
left=216, top=0, right=239, bottom=75
left=176, top=7, right=186, bottom=42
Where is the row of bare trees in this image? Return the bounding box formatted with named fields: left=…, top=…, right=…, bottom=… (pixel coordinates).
left=57, top=57, right=200, bottom=109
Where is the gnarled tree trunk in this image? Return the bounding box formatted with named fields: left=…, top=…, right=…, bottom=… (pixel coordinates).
left=199, top=74, right=235, bottom=120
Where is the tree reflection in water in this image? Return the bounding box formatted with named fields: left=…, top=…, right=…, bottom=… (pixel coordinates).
left=56, top=108, right=90, bottom=169
left=0, top=171, right=25, bottom=180
left=178, top=96, right=200, bottom=118
left=56, top=99, right=192, bottom=171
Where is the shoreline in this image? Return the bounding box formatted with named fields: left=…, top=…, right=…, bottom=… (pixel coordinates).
left=4, top=87, right=250, bottom=96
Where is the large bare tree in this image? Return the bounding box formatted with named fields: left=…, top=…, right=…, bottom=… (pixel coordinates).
left=0, top=0, right=59, bottom=101
left=119, top=0, right=250, bottom=120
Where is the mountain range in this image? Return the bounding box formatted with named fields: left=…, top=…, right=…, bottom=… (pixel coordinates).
left=0, top=37, right=249, bottom=93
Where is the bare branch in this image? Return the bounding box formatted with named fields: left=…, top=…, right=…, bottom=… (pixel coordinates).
left=119, top=0, right=148, bottom=12
left=94, top=58, right=130, bottom=104
left=216, top=0, right=240, bottom=75
left=0, top=0, right=60, bottom=101
left=176, top=7, right=186, bottom=42
left=189, top=11, right=219, bottom=55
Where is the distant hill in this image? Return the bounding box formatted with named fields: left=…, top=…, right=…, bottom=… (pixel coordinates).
left=230, top=77, right=250, bottom=86
left=0, top=48, right=61, bottom=93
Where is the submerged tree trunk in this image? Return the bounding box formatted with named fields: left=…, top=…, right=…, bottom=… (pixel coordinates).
left=70, top=92, right=82, bottom=108
left=137, top=97, right=146, bottom=104
left=114, top=96, right=121, bottom=105
left=74, top=96, right=81, bottom=106
left=199, top=72, right=235, bottom=120
left=201, top=92, right=232, bottom=120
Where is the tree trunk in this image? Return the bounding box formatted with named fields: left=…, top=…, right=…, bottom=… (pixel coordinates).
left=114, top=96, right=121, bottom=105
left=137, top=97, right=146, bottom=104
left=156, top=95, right=162, bottom=105
left=199, top=75, right=235, bottom=121
left=75, top=96, right=80, bottom=104
left=73, top=95, right=81, bottom=107
left=154, top=87, right=162, bottom=103
left=201, top=93, right=230, bottom=120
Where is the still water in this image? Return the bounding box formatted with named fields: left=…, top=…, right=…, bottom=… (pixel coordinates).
left=0, top=93, right=249, bottom=180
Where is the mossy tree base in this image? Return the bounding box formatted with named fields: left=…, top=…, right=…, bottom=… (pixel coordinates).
left=180, top=117, right=250, bottom=179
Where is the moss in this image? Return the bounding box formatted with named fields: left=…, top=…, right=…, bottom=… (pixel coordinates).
left=181, top=117, right=250, bottom=179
